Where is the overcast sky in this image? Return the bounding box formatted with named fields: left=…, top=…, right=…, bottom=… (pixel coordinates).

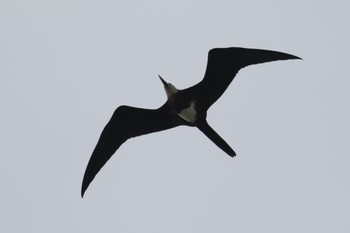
left=1, top=0, right=349, bottom=232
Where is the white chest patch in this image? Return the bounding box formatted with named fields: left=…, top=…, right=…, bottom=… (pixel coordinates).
left=178, top=102, right=197, bottom=123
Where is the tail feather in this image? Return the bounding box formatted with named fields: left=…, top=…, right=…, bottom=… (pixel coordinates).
left=197, top=120, right=236, bottom=157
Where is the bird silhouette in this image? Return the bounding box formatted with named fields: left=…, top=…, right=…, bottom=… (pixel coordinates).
left=81, top=47, right=301, bottom=197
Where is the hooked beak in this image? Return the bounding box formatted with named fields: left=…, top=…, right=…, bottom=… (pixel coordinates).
left=158, top=75, right=168, bottom=87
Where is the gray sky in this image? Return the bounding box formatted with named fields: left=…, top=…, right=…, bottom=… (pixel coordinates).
left=1, top=0, right=349, bottom=232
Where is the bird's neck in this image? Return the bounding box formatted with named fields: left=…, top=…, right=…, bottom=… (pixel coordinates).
left=165, top=84, right=178, bottom=99
left=164, top=85, right=198, bottom=124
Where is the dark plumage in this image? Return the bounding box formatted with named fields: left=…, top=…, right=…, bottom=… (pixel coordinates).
left=81, top=47, right=301, bottom=197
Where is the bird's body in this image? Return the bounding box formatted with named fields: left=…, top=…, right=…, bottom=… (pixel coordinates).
left=81, top=47, right=301, bottom=197
left=178, top=101, right=196, bottom=123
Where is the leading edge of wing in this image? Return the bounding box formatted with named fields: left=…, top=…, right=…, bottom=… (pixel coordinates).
left=195, top=47, right=301, bottom=109
left=202, top=47, right=301, bottom=84
left=81, top=103, right=181, bottom=197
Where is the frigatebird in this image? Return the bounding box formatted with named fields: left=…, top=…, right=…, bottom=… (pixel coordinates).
left=81, top=47, right=301, bottom=197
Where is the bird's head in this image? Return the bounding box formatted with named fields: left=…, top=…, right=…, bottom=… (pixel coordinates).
left=158, top=75, right=178, bottom=98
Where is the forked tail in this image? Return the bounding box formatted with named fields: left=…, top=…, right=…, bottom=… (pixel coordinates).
left=196, top=120, right=236, bottom=157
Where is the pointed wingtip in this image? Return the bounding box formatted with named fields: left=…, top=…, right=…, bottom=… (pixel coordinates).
left=81, top=170, right=93, bottom=198
left=272, top=51, right=302, bottom=62
left=81, top=182, right=87, bottom=198
left=290, top=54, right=303, bottom=60
left=81, top=189, right=85, bottom=198
left=81, top=174, right=93, bottom=198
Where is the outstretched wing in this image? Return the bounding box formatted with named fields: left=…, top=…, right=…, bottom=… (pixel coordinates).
left=194, top=47, right=301, bottom=110
left=81, top=103, right=181, bottom=197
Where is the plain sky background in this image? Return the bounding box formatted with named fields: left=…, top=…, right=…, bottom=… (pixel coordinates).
left=1, top=0, right=349, bottom=232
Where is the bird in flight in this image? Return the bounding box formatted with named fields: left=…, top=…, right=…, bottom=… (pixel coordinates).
left=81, top=47, right=301, bottom=197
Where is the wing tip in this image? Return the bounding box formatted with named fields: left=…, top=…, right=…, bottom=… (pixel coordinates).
left=81, top=187, right=86, bottom=198
left=81, top=166, right=96, bottom=198
left=81, top=179, right=89, bottom=198
left=208, top=47, right=302, bottom=61
left=284, top=53, right=302, bottom=61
